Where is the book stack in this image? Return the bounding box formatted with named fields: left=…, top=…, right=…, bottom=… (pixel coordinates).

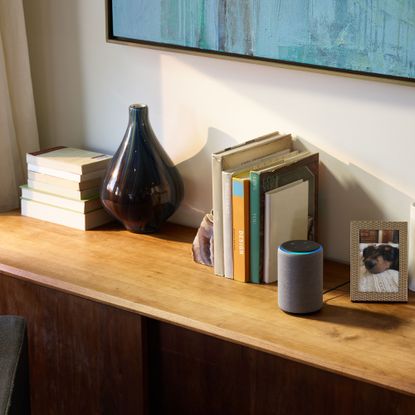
left=212, top=132, right=319, bottom=283
left=21, top=146, right=114, bottom=230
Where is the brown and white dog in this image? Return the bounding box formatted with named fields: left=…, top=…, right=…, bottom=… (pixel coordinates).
left=362, top=244, right=399, bottom=274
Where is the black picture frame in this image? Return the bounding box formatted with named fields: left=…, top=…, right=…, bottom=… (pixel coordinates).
left=106, top=0, right=415, bottom=84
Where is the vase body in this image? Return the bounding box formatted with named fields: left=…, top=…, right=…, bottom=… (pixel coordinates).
left=100, top=104, right=184, bottom=233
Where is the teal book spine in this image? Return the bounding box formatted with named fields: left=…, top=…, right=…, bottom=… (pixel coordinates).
left=249, top=171, right=261, bottom=283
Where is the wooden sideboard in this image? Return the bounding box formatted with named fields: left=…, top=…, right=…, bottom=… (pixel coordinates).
left=0, top=212, right=414, bottom=414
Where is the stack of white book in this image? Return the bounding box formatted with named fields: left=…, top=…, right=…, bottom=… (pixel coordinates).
left=21, top=146, right=113, bottom=230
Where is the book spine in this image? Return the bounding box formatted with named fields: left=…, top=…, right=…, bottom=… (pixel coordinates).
left=263, top=192, right=272, bottom=284
left=28, top=171, right=102, bottom=191
left=28, top=164, right=82, bottom=181
left=232, top=178, right=250, bottom=282
left=22, top=186, right=101, bottom=213
left=27, top=164, right=106, bottom=182
left=21, top=198, right=112, bottom=230
left=212, top=156, right=225, bottom=276
left=258, top=172, right=279, bottom=281
left=26, top=149, right=110, bottom=175
left=28, top=180, right=99, bottom=200
left=249, top=171, right=261, bottom=283
left=222, top=171, right=233, bottom=279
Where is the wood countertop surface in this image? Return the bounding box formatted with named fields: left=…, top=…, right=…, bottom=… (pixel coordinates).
left=0, top=211, right=414, bottom=396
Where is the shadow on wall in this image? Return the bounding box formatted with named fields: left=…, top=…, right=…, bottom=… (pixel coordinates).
left=170, top=132, right=412, bottom=264
left=169, top=127, right=238, bottom=228
left=295, top=138, right=412, bottom=263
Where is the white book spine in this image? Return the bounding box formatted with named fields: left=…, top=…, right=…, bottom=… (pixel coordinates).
left=28, top=164, right=83, bottom=181
left=21, top=199, right=111, bottom=230
left=21, top=186, right=101, bottom=213
left=27, top=179, right=99, bottom=200
left=263, top=193, right=272, bottom=284
left=28, top=164, right=106, bottom=182
left=212, top=156, right=225, bottom=276
left=222, top=171, right=234, bottom=279
left=26, top=148, right=111, bottom=174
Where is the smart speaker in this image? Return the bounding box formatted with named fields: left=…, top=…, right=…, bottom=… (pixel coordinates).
left=277, top=240, right=323, bottom=314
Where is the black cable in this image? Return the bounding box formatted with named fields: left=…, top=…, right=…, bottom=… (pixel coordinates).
left=323, top=280, right=349, bottom=294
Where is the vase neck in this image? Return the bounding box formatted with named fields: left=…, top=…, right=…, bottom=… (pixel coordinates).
left=129, top=104, right=149, bottom=126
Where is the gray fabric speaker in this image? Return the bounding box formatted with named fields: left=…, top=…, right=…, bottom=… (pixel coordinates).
left=277, top=240, right=323, bottom=314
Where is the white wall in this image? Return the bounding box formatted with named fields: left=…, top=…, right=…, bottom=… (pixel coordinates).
left=23, top=0, right=415, bottom=262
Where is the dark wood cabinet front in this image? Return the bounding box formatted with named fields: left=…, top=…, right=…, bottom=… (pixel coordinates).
left=0, top=273, right=147, bottom=415
left=1, top=272, right=414, bottom=415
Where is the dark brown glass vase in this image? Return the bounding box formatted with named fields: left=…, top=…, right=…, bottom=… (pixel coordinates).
left=100, top=104, right=184, bottom=233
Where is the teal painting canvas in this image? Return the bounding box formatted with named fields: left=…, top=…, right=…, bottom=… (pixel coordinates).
left=108, top=0, right=415, bottom=81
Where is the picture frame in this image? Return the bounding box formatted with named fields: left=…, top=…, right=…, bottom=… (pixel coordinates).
left=107, top=0, right=415, bottom=83
left=350, top=221, right=408, bottom=302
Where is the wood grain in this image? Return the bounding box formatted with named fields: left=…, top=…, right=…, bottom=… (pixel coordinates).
left=149, top=321, right=415, bottom=415
left=0, top=212, right=415, bottom=396
left=0, top=273, right=147, bottom=414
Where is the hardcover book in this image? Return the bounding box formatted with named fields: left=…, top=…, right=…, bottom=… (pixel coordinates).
left=250, top=152, right=319, bottom=283
left=263, top=180, right=309, bottom=283
left=232, top=177, right=250, bottom=283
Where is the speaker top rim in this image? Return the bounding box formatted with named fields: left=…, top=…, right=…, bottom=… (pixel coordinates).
left=279, top=240, right=322, bottom=255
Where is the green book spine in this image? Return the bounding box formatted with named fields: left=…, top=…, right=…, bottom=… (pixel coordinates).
left=249, top=171, right=261, bottom=283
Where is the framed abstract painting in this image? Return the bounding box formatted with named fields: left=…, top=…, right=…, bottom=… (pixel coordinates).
left=107, top=1, right=415, bottom=83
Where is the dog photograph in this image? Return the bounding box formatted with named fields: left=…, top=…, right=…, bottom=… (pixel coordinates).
left=358, top=229, right=400, bottom=293
left=350, top=221, right=408, bottom=302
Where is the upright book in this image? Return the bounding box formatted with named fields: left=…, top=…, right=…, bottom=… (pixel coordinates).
left=263, top=180, right=309, bottom=283
left=250, top=152, right=319, bottom=283
left=211, top=132, right=292, bottom=276
left=232, top=176, right=250, bottom=282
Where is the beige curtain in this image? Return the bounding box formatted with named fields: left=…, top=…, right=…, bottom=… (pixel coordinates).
left=0, top=0, right=39, bottom=211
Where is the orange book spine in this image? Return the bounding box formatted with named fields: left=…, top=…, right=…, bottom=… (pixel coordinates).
left=232, top=177, right=250, bottom=282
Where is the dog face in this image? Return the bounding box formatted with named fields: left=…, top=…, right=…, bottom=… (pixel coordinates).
left=362, top=244, right=399, bottom=274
